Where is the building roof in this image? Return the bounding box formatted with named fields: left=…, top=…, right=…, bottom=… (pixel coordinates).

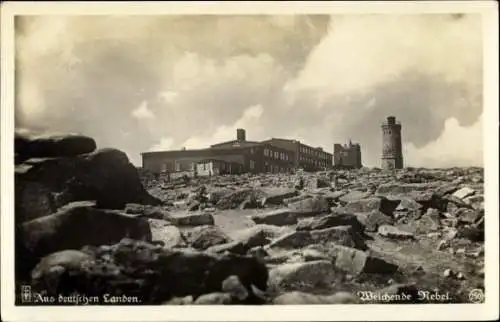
left=210, top=140, right=262, bottom=149
left=141, top=145, right=256, bottom=157
left=263, top=137, right=332, bottom=155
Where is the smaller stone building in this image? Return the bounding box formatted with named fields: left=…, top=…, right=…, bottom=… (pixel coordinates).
left=333, top=140, right=362, bottom=169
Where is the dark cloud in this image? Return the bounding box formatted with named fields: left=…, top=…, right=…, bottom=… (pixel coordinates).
left=15, top=14, right=482, bottom=167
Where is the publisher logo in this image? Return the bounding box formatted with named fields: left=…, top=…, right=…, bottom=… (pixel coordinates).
left=468, top=289, right=485, bottom=303
left=20, top=285, right=32, bottom=303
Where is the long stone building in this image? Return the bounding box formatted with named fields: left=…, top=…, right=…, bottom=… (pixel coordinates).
left=141, top=129, right=333, bottom=175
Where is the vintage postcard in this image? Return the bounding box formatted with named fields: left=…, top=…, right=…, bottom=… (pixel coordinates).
left=1, top=1, right=499, bottom=321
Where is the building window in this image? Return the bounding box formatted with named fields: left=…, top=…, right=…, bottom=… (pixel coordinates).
left=274, top=151, right=279, bottom=159
left=250, top=160, right=255, bottom=170
left=264, top=148, right=269, bottom=156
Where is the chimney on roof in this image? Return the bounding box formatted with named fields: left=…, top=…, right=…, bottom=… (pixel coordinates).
left=236, top=128, right=246, bottom=141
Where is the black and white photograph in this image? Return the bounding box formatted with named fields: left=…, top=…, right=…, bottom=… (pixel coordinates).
left=1, top=1, right=498, bottom=321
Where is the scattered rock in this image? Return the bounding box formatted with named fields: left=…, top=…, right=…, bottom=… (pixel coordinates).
left=310, top=226, right=367, bottom=250
left=193, top=293, right=233, bottom=304
left=149, top=221, right=186, bottom=249
left=215, top=189, right=266, bottom=210
left=269, top=226, right=366, bottom=250
left=418, top=208, right=441, bottom=232
left=171, top=212, right=215, bottom=226
left=30, top=239, right=269, bottom=304
left=338, top=190, right=373, bottom=203
left=288, top=196, right=330, bottom=216
left=452, top=187, right=475, bottom=200
left=164, top=296, right=194, bottom=305
left=355, top=210, right=393, bottom=232
left=231, top=225, right=276, bottom=248
left=261, top=189, right=299, bottom=206
left=378, top=225, right=414, bottom=240
left=332, top=245, right=399, bottom=275
left=455, top=208, right=481, bottom=225
left=268, top=230, right=313, bottom=249
left=206, top=241, right=248, bottom=255
left=251, top=209, right=298, bottom=226
left=344, top=197, right=398, bottom=216
left=268, top=260, right=336, bottom=292
left=183, top=225, right=231, bottom=250
left=296, top=213, right=364, bottom=232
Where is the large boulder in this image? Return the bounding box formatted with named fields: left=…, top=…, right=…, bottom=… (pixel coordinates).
left=17, top=201, right=151, bottom=277
left=29, top=240, right=269, bottom=304
left=15, top=130, right=97, bottom=162
left=16, top=148, right=161, bottom=222
left=268, top=260, right=336, bottom=292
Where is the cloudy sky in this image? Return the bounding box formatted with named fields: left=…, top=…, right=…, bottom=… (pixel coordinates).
left=15, top=14, right=483, bottom=167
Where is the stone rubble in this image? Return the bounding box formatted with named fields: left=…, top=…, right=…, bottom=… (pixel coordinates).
left=15, top=131, right=485, bottom=305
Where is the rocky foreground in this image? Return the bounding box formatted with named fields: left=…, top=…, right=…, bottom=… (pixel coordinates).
left=15, top=130, right=485, bottom=305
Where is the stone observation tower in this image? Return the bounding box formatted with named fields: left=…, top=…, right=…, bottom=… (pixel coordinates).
left=381, top=116, right=403, bottom=169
